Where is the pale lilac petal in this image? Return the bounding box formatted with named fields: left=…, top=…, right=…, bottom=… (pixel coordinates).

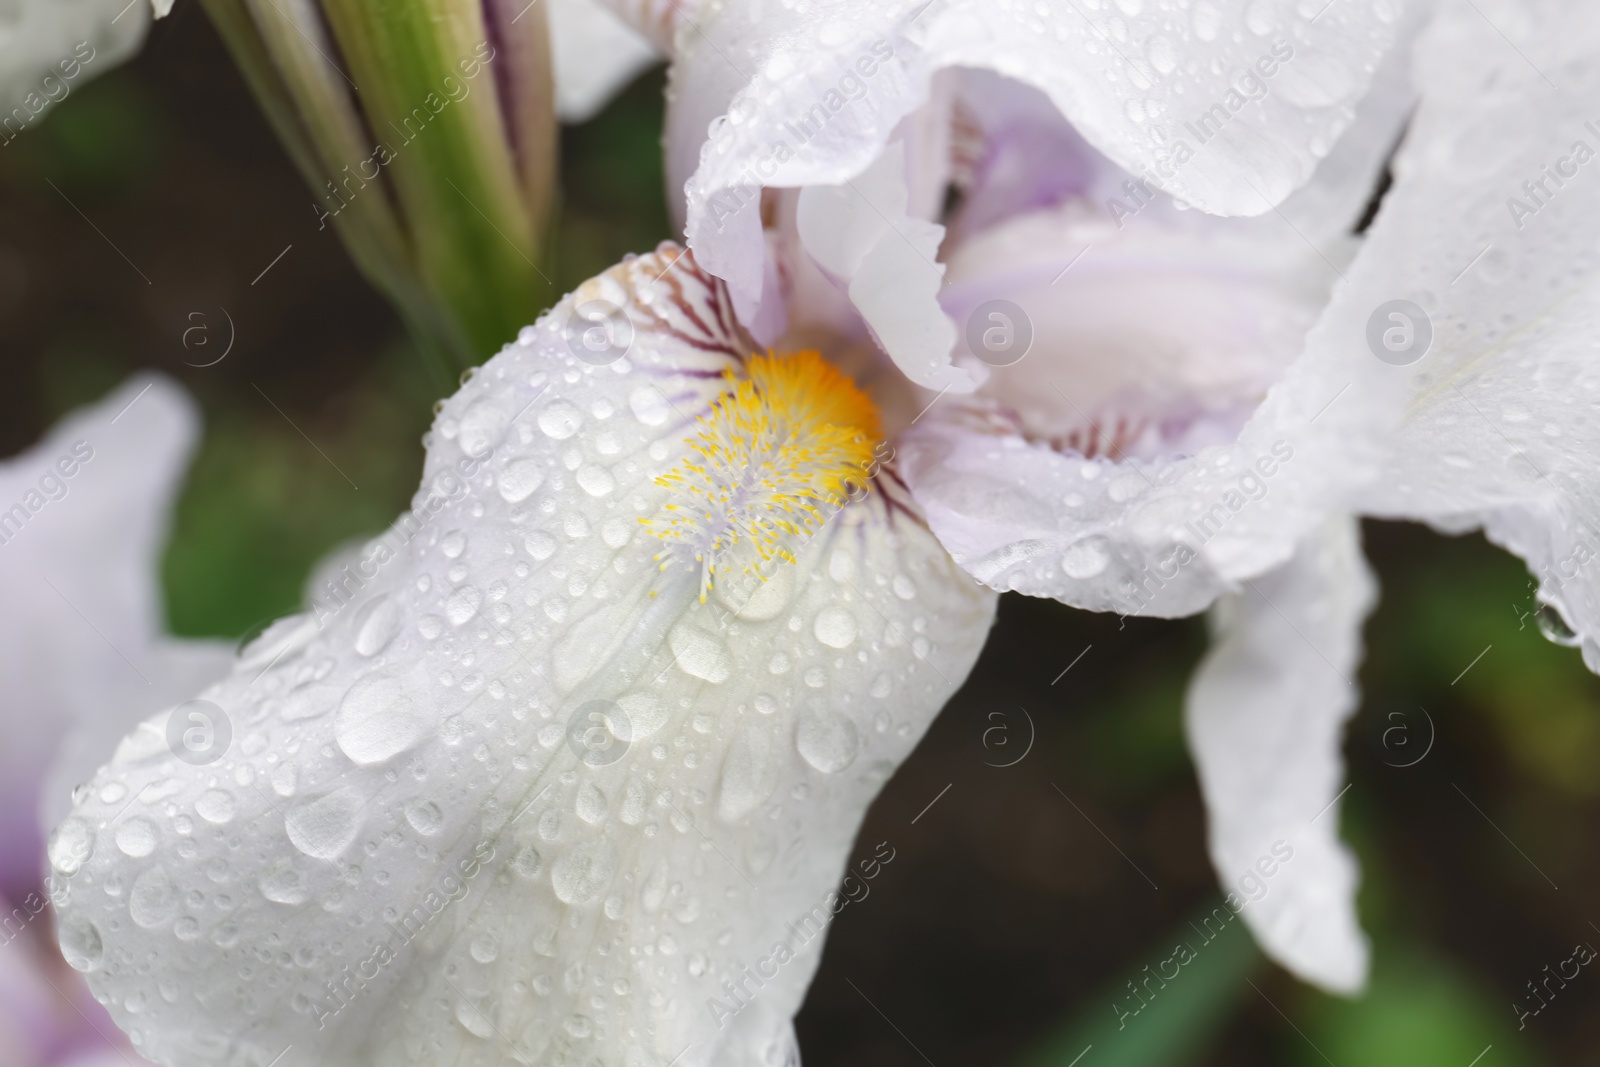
left=676, top=0, right=1406, bottom=316
left=0, top=378, right=230, bottom=897
left=899, top=190, right=1357, bottom=615
left=1185, top=516, right=1374, bottom=992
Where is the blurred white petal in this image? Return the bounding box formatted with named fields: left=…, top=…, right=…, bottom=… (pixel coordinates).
left=549, top=0, right=661, bottom=122
left=0, top=378, right=229, bottom=897
left=1, top=1, right=148, bottom=126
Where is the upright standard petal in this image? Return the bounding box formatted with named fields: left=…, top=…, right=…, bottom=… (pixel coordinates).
left=548, top=0, right=661, bottom=122
left=1349, top=0, right=1600, bottom=673
left=676, top=0, right=1406, bottom=316
left=0, top=378, right=229, bottom=899
left=1184, top=516, right=1375, bottom=993
left=53, top=246, right=995, bottom=1067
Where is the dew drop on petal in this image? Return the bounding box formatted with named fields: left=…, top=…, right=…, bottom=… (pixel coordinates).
left=498, top=458, right=546, bottom=503
left=284, top=788, right=364, bottom=860
left=551, top=839, right=617, bottom=904
left=49, top=817, right=94, bottom=876
left=668, top=623, right=732, bottom=683
left=115, top=817, right=158, bottom=858
left=1060, top=538, right=1111, bottom=579
left=813, top=606, right=858, bottom=649
left=336, top=675, right=427, bottom=766
left=629, top=387, right=669, bottom=426
left=404, top=799, right=444, bottom=835
left=195, top=790, right=236, bottom=825
left=59, top=917, right=103, bottom=972
left=796, top=708, right=859, bottom=773
left=260, top=861, right=310, bottom=905
left=539, top=401, right=583, bottom=439
left=353, top=594, right=403, bottom=656
left=1537, top=600, right=1582, bottom=647
left=445, top=585, right=483, bottom=626
left=129, top=865, right=180, bottom=928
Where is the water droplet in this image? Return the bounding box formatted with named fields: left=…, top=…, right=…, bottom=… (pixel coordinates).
left=576, top=465, right=616, bottom=497
left=551, top=839, right=617, bottom=904
left=511, top=845, right=543, bottom=879
left=445, top=585, right=482, bottom=626
left=1145, top=33, right=1177, bottom=74
left=668, top=623, right=732, bottom=683
left=405, top=799, right=444, bottom=835
left=753, top=693, right=778, bottom=715
left=1537, top=601, right=1582, bottom=647
left=49, top=818, right=94, bottom=875
left=353, top=594, right=403, bottom=657
left=458, top=401, right=507, bottom=455
left=470, top=933, right=500, bottom=963
left=129, top=865, right=180, bottom=928
left=577, top=783, right=608, bottom=825
left=115, top=817, right=158, bottom=858
left=195, top=790, right=237, bottom=825
left=813, top=606, right=858, bottom=649
left=284, top=788, right=364, bottom=860
left=499, top=458, right=545, bottom=503
left=1060, top=538, right=1111, bottom=579
left=629, top=387, right=669, bottom=426
left=796, top=708, right=859, bottom=773
left=539, top=401, right=583, bottom=439
left=456, top=998, right=496, bottom=1039
left=441, top=530, right=467, bottom=558
left=525, top=530, right=557, bottom=561
left=260, top=860, right=309, bottom=904
left=59, top=917, right=103, bottom=972
left=336, top=675, right=427, bottom=765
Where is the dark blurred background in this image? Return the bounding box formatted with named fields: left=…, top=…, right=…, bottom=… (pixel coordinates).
left=2, top=10, right=1598, bottom=1065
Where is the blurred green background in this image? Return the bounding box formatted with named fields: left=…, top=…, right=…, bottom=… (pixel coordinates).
left=2, top=9, right=1598, bottom=1065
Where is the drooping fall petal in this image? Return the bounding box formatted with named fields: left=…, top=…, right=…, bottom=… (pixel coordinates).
left=51, top=246, right=995, bottom=1067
